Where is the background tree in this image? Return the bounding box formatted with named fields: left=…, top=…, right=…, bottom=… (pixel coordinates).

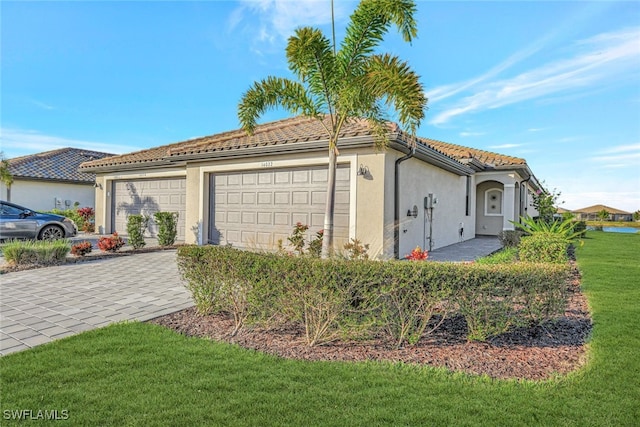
left=238, top=0, right=426, bottom=257
left=597, top=209, right=610, bottom=224
left=0, top=151, right=14, bottom=188
left=532, top=185, right=562, bottom=223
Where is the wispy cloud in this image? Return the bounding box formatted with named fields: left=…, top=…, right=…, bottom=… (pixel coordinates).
left=459, top=131, right=484, bottom=137
left=29, top=99, right=55, bottom=110
left=598, top=142, right=640, bottom=154
left=0, top=128, right=136, bottom=158
left=429, top=27, right=640, bottom=125
left=489, top=143, right=523, bottom=149
left=588, top=142, right=640, bottom=168
left=232, top=0, right=351, bottom=46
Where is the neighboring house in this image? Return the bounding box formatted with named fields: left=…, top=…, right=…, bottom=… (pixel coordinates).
left=572, top=204, right=633, bottom=222
left=0, top=148, right=116, bottom=211
left=80, top=116, right=542, bottom=259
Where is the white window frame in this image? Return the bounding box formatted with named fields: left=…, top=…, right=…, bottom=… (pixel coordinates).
left=484, top=188, right=503, bottom=216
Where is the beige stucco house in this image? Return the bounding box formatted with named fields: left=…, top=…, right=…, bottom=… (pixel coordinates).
left=80, top=116, right=542, bottom=259
left=1, top=148, right=116, bottom=211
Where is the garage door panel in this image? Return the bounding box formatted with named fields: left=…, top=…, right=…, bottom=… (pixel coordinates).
left=210, top=165, right=350, bottom=250
left=275, top=172, right=290, bottom=184
left=292, top=191, right=309, bottom=204
left=274, top=213, right=289, bottom=225
left=291, top=213, right=310, bottom=226
left=112, top=178, right=185, bottom=241
left=274, top=193, right=290, bottom=204
left=312, top=169, right=328, bottom=182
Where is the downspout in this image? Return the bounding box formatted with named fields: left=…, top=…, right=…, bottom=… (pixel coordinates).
left=520, top=177, right=531, bottom=219
left=394, top=146, right=415, bottom=259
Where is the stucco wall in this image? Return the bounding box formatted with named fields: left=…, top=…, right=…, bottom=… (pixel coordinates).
left=391, top=153, right=473, bottom=258
left=1, top=179, right=95, bottom=211
left=91, top=146, right=476, bottom=258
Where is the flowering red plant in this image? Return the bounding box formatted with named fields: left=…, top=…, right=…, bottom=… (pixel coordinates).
left=77, top=207, right=95, bottom=221
left=405, top=246, right=428, bottom=261
left=97, top=232, right=125, bottom=253
left=71, top=241, right=92, bottom=257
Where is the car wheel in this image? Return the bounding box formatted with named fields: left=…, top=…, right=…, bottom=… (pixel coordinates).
left=39, top=225, right=65, bottom=240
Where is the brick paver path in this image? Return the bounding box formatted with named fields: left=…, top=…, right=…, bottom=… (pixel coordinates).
left=0, top=250, right=193, bottom=355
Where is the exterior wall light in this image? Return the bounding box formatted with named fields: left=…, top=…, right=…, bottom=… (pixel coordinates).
left=357, top=164, right=369, bottom=176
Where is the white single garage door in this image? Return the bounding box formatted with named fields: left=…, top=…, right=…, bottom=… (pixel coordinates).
left=210, top=165, right=350, bottom=251
left=112, top=178, right=186, bottom=241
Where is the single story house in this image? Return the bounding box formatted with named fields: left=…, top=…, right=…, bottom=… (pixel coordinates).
left=572, top=204, right=633, bottom=222
left=1, top=147, right=116, bottom=211
left=80, top=116, right=542, bottom=259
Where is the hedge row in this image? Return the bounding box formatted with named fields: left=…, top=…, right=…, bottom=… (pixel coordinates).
left=177, top=246, right=569, bottom=346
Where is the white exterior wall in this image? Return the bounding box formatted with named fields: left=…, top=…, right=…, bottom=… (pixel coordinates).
left=92, top=146, right=476, bottom=259
left=393, top=154, right=473, bottom=257
left=0, top=179, right=96, bottom=211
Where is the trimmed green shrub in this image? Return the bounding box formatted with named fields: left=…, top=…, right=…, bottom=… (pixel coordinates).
left=126, top=214, right=149, bottom=249
left=476, top=247, right=518, bottom=265
left=518, top=233, right=569, bottom=264
left=2, top=239, right=71, bottom=265
left=154, top=212, right=179, bottom=246
left=177, top=246, right=569, bottom=345
left=497, top=230, right=524, bottom=248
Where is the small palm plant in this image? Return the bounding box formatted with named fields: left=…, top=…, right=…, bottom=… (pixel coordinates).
left=512, top=216, right=583, bottom=242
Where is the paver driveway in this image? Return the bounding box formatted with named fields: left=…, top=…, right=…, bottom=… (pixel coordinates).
left=0, top=250, right=193, bottom=356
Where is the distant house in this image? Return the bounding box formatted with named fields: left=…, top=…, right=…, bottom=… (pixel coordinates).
left=0, top=148, right=116, bottom=211
left=572, top=204, right=633, bottom=222
left=80, top=116, right=543, bottom=259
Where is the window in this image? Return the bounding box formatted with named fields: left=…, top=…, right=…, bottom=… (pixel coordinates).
left=484, top=188, right=503, bottom=216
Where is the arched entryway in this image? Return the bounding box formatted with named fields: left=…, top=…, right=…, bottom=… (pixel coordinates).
left=476, top=180, right=504, bottom=236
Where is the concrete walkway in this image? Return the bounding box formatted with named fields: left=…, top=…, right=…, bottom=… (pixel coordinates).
left=0, top=250, right=193, bottom=356
left=427, top=236, right=502, bottom=262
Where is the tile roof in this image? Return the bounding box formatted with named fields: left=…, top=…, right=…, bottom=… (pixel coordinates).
left=80, top=116, right=403, bottom=170
left=572, top=204, right=632, bottom=215
left=8, top=148, right=116, bottom=183
left=420, top=139, right=526, bottom=167
left=79, top=115, right=526, bottom=172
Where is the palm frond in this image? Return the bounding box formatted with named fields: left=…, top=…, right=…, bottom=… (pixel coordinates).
left=238, top=77, right=321, bottom=134
left=364, top=53, right=426, bottom=135
left=338, top=0, right=417, bottom=77
left=286, top=27, right=338, bottom=122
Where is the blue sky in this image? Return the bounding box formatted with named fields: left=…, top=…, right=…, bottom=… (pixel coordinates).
left=2, top=1, right=639, bottom=212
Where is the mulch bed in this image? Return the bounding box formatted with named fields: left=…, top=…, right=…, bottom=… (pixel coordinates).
left=150, top=260, right=592, bottom=380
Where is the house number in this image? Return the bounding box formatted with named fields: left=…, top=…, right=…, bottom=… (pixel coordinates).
left=260, top=161, right=273, bottom=167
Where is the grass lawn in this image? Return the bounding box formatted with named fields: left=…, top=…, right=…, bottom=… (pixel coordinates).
left=1, top=232, right=638, bottom=426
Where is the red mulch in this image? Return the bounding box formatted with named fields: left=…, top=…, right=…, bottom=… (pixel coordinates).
left=150, top=260, right=591, bottom=380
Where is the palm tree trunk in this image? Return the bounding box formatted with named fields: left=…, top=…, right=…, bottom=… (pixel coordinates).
left=321, top=147, right=338, bottom=258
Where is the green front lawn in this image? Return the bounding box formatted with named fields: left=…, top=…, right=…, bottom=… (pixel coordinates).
left=1, top=232, right=638, bottom=426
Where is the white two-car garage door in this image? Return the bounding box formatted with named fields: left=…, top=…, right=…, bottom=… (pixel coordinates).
left=112, top=178, right=186, bottom=241
left=210, top=165, right=350, bottom=251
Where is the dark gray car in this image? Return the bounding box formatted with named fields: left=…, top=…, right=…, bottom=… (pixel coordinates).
left=0, top=201, right=78, bottom=240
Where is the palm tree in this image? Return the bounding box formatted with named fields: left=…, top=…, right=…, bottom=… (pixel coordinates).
left=238, top=0, right=426, bottom=257
left=0, top=151, right=14, bottom=188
